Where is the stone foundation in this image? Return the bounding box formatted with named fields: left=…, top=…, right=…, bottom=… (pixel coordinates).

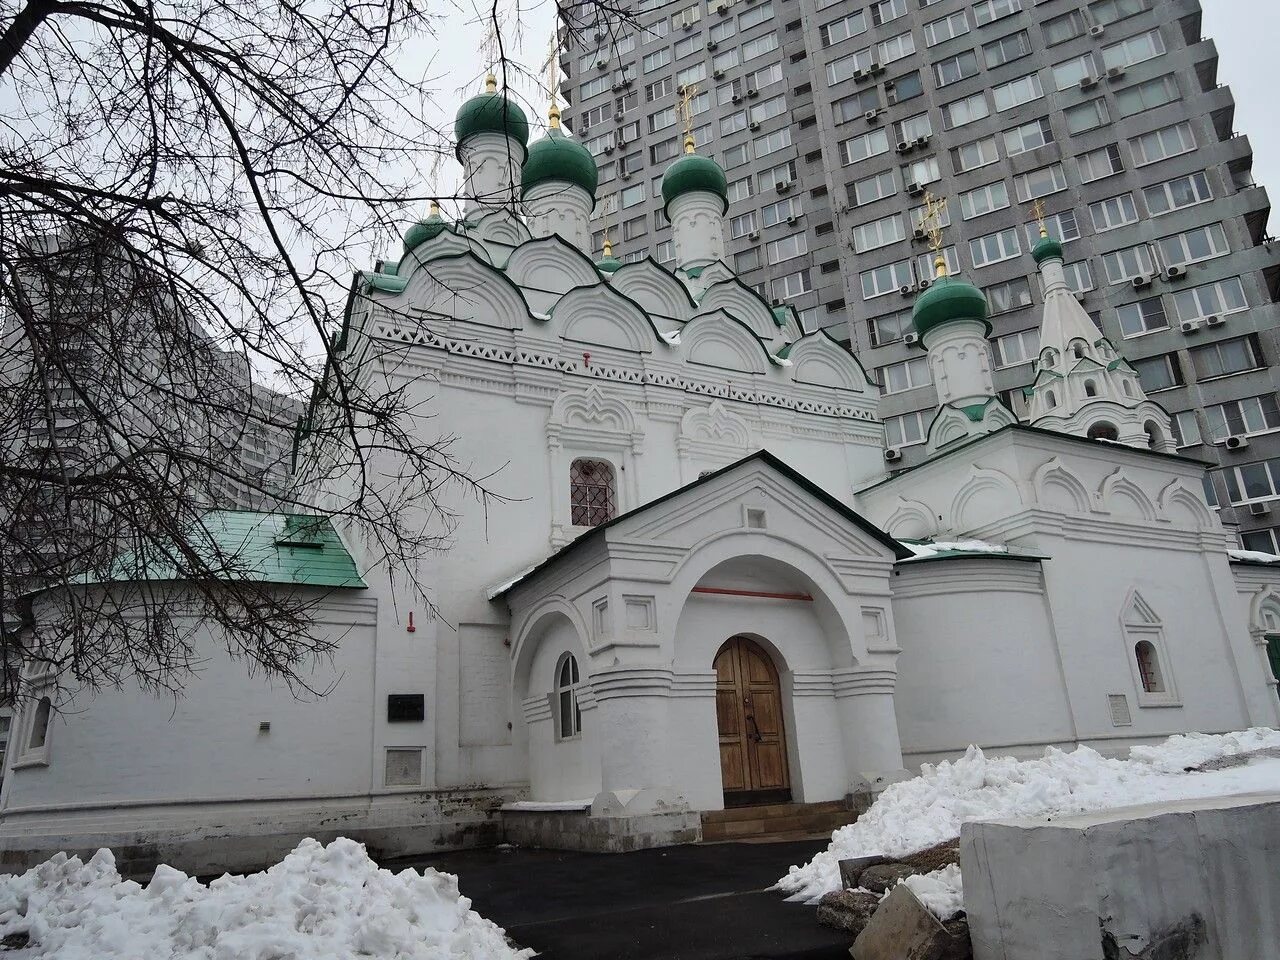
left=501, top=807, right=702, bottom=852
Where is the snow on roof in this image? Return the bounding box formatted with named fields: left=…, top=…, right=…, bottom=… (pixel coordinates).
left=899, top=539, right=1012, bottom=561
left=1228, top=548, right=1280, bottom=564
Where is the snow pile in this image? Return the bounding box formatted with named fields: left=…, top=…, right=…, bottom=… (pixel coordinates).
left=0, top=837, right=532, bottom=960
left=901, top=864, right=963, bottom=921
left=1227, top=548, right=1280, bottom=564
left=901, top=539, right=1010, bottom=560
left=778, top=728, right=1280, bottom=913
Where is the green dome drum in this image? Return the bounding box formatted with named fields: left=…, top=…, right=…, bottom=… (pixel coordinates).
left=455, top=74, right=530, bottom=162
left=661, top=151, right=729, bottom=215
left=522, top=118, right=599, bottom=201
left=403, top=203, right=450, bottom=254
left=1032, top=233, right=1064, bottom=265
left=912, top=274, right=990, bottom=339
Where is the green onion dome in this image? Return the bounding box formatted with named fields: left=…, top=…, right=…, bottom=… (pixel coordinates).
left=1032, top=232, right=1065, bottom=265
left=403, top=203, right=449, bottom=254
left=522, top=109, right=598, bottom=201
left=455, top=74, right=530, bottom=162
left=661, top=146, right=729, bottom=215
left=912, top=274, right=990, bottom=339
left=596, top=238, right=622, bottom=274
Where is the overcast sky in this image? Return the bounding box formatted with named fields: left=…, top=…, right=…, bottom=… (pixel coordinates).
left=424, top=0, right=1279, bottom=213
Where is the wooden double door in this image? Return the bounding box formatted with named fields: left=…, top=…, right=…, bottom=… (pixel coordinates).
left=714, top=636, right=791, bottom=806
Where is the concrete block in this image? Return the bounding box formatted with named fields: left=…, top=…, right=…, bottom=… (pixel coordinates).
left=852, top=885, right=971, bottom=960
left=961, top=791, right=1280, bottom=960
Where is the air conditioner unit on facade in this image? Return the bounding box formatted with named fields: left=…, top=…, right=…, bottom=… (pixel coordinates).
left=852, top=68, right=868, bottom=82
left=1250, top=501, right=1272, bottom=516
left=912, top=226, right=927, bottom=242
left=914, top=135, right=930, bottom=148
left=918, top=278, right=932, bottom=291
left=786, top=214, right=799, bottom=224
left=611, top=82, right=623, bottom=91
left=597, top=59, right=609, bottom=70
left=593, top=29, right=605, bottom=41
left=869, top=61, right=884, bottom=75
left=604, top=145, right=615, bottom=154
left=747, top=87, right=759, bottom=98
left=748, top=230, right=760, bottom=240
left=1180, top=318, right=1202, bottom=334
left=1088, top=23, right=1105, bottom=37
left=771, top=297, right=784, bottom=306
left=865, top=109, right=880, bottom=123
left=903, top=332, right=920, bottom=346
left=1165, top=264, right=1187, bottom=281
left=896, top=140, right=913, bottom=154
left=682, top=19, right=694, bottom=30
left=749, top=120, right=761, bottom=130
left=713, top=68, right=725, bottom=78
left=707, top=39, right=718, bottom=50
left=899, top=284, right=914, bottom=296
left=1206, top=314, right=1226, bottom=327
left=622, top=78, right=633, bottom=88
left=1107, top=66, right=1126, bottom=79
left=777, top=181, right=793, bottom=193
left=1226, top=434, right=1250, bottom=451
left=620, top=172, right=630, bottom=181
left=1079, top=76, right=1099, bottom=91
left=906, top=181, right=924, bottom=196
left=1131, top=273, right=1153, bottom=289
left=884, top=447, right=903, bottom=462
left=732, top=92, right=743, bottom=103
left=717, top=2, right=728, bottom=12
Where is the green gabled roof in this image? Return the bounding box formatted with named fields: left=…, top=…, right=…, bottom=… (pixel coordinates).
left=957, top=398, right=1000, bottom=422
left=91, top=511, right=365, bottom=589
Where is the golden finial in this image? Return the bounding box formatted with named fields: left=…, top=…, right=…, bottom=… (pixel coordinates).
left=678, top=83, right=700, bottom=154
left=921, top=192, right=949, bottom=278
left=543, top=32, right=561, bottom=127
left=484, top=70, right=497, bottom=93
left=1031, top=199, right=1048, bottom=238
left=602, top=235, right=614, bottom=258
left=429, top=199, right=440, bottom=216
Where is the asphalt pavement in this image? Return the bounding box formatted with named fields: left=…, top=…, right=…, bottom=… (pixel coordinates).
left=384, top=839, right=850, bottom=960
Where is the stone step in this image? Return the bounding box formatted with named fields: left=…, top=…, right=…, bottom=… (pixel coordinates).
left=701, top=799, right=850, bottom=825
left=701, top=802, right=860, bottom=842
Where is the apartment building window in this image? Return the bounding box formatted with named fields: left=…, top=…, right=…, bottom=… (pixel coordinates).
left=753, top=128, right=791, bottom=157
left=743, top=33, right=780, bottom=61
left=767, top=232, right=808, bottom=264
left=1065, top=98, right=1111, bottom=136
left=1052, top=53, right=1098, bottom=91
left=761, top=160, right=797, bottom=187
left=1102, top=244, right=1156, bottom=284
left=841, top=128, right=890, bottom=165
left=1022, top=211, right=1079, bottom=246
left=761, top=196, right=801, bottom=226
left=941, top=91, right=990, bottom=130
left=651, top=139, right=681, bottom=164
left=1206, top=396, right=1280, bottom=443
left=851, top=169, right=898, bottom=206
left=923, top=10, right=969, bottom=46
left=828, top=48, right=873, bottom=85
left=676, top=63, right=706, bottom=89
left=771, top=269, right=813, bottom=300
left=853, top=213, right=906, bottom=252
left=750, top=95, right=787, bottom=124
left=1158, top=224, right=1230, bottom=268
left=730, top=211, right=758, bottom=238
left=934, top=50, right=980, bottom=87
left=1015, top=162, right=1066, bottom=202
left=671, top=2, right=701, bottom=29
left=885, top=411, right=928, bottom=448
left=674, top=33, right=703, bottom=59
left=750, top=62, right=784, bottom=90
left=727, top=176, right=754, bottom=204
left=983, top=30, right=1033, bottom=68
left=597, top=162, right=616, bottom=185
left=656, top=240, right=675, bottom=265
left=914, top=246, right=961, bottom=280
left=993, top=328, right=1040, bottom=368
left=970, top=227, right=1021, bottom=268
left=1191, top=335, right=1263, bottom=381
left=992, top=73, right=1043, bottom=111
left=1143, top=172, right=1212, bottom=217
left=622, top=216, right=646, bottom=242
left=720, top=111, right=747, bottom=135
left=1171, top=278, right=1248, bottom=323
left=1043, top=9, right=1085, bottom=45
left=1223, top=457, right=1280, bottom=506
left=888, top=71, right=925, bottom=104
left=576, top=103, right=612, bottom=135
left=1089, top=193, right=1139, bottom=233
left=646, top=77, right=674, bottom=102
left=734, top=248, right=762, bottom=272
left=648, top=106, right=677, bottom=134
left=903, top=156, right=942, bottom=188
left=868, top=308, right=912, bottom=346
left=910, top=200, right=951, bottom=232
left=1170, top=411, right=1201, bottom=448
left=861, top=258, right=914, bottom=299
left=580, top=75, right=610, bottom=100
left=821, top=10, right=867, bottom=46
left=739, top=0, right=773, bottom=29
left=1134, top=353, right=1183, bottom=391
left=959, top=180, right=1010, bottom=220
left=877, top=32, right=916, bottom=64
left=1003, top=117, right=1053, bottom=156
left=584, top=132, right=615, bottom=157
left=722, top=142, right=750, bottom=168
left=1063, top=260, right=1095, bottom=293
left=710, top=19, right=737, bottom=43
left=880, top=356, right=932, bottom=394
left=834, top=89, right=882, bottom=124
left=621, top=183, right=646, bottom=208
left=972, top=0, right=1022, bottom=28
left=986, top=277, right=1033, bottom=315
left=1240, top=528, right=1280, bottom=554
left=871, top=0, right=909, bottom=26
left=1090, top=0, right=1148, bottom=27
left=713, top=47, right=741, bottom=71
left=1115, top=75, right=1179, bottom=118
left=643, top=49, right=671, bottom=73
left=1102, top=28, right=1165, bottom=71
left=1130, top=122, right=1196, bottom=167
left=952, top=135, right=1000, bottom=173
left=1116, top=297, right=1168, bottom=338
left=1077, top=144, right=1123, bottom=184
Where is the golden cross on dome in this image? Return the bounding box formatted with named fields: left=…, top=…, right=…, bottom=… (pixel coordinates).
left=1031, top=199, right=1048, bottom=238
left=920, top=191, right=949, bottom=277
left=678, top=82, right=700, bottom=154
left=542, top=32, right=561, bottom=126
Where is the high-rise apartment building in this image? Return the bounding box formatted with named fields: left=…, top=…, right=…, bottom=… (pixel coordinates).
left=558, top=0, right=1280, bottom=547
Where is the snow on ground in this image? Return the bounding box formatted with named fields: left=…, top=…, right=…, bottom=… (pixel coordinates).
left=0, top=837, right=532, bottom=960
left=777, top=728, right=1280, bottom=917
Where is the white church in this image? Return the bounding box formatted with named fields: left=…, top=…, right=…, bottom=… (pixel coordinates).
left=4, top=78, right=1280, bottom=873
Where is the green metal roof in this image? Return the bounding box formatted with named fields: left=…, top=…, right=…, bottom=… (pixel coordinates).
left=93, top=511, right=366, bottom=589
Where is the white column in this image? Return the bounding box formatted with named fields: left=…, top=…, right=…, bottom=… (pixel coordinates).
left=833, top=666, right=908, bottom=790
left=524, top=181, right=593, bottom=252
left=923, top=318, right=997, bottom=408
left=588, top=667, right=686, bottom=816
left=669, top=191, right=726, bottom=268
left=459, top=131, right=524, bottom=215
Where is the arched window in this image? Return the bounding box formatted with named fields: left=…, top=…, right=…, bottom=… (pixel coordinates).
left=1144, top=420, right=1163, bottom=450
left=28, top=697, right=50, bottom=750
left=1084, top=379, right=1098, bottom=398
left=1122, top=380, right=1135, bottom=398
left=1087, top=422, right=1118, bottom=441
left=570, top=459, right=616, bottom=527
left=1134, top=641, right=1164, bottom=693
left=555, top=653, right=582, bottom=740
left=1071, top=340, right=1087, bottom=360
left=1041, top=348, right=1058, bottom=369
left=1045, top=389, right=1057, bottom=408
